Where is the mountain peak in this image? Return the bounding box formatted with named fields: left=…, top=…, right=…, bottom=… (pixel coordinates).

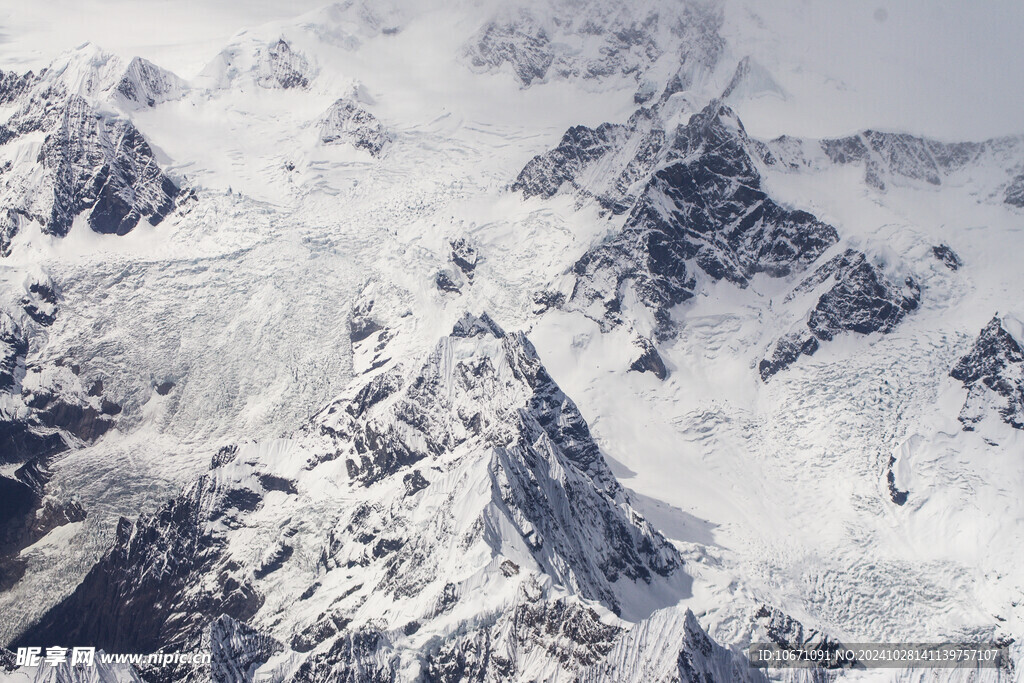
left=451, top=312, right=505, bottom=339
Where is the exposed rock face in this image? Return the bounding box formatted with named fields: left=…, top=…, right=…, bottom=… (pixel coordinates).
left=0, top=647, right=16, bottom=672
left=751, top=604, right=847, bottom=670
left=0, top=90, right=178, bottom=244
left=512, top=108, right=666, bottom=213
left=464, top=1, right=723, bottom=88
left=821, top=131, right=979, bottom=190
left=760, top=250, right=921, bottom=380
left=763, top=127, right=1024, bottom=207
left=817, top=130, right=1024, bottom=194
left=14, top=472, right=265, bottom=654
left=348, top=293, right=396, bottom=375
left=450, top=238, right=479, bottom=278
left=0, top=312, right=26, bottom=393
left=628, top=337, right=668, bottom=380
left=319, top=98, right=390, bottom=156
left=426, top=598, right=622, bottom=682
left=200, top=36, right=315, bottom=91
left=206, top=615, right=283, bottom=683
left=1006, top=173, right=1024, bottom=207
left=886, top=455, right=909, bottom=505
left=257, top=39, right=312, bottom=90
left=1, top=310, right=107, bottom=466
left=566, top=102, right=838, bottom=335
left=14, top=313, right=699, bottom=678
left=466, top=10, right=554, bottom=86
left=20, top=280, right=59, bottom=327
left=758, top=334, right=820, bottom=383
left=434, top=270, right=462, bottom=294
left=0, top=458, right=85, bottom=591
left=721, top=56, right=784, bottom=102
left=513, top=121, right=618, bottom=197
left=114, top=56, right=187, bottom=108
left=0, top=69, right=35, bottom=104
left=950, top=316, right=1024, bottom=430
left=0, top=211, right=22, bottom=258
left=578, top=608, right=766, bottom=682
left=932, top=243, right=962, bottom=271
left=313, top=313, right=681, bottom=615
left=290, top=628, right=398, bottom=683
left=513, top=101, right=936, bottom=380
left=793, top=250, right=920, bottom=339
left=40, top=95, right=179, bottom=235
left=0, top=420, right=67, bottom=468
left=348, top=297, right=383, bottom=344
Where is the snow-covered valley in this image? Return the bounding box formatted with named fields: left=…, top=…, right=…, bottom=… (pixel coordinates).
left=0, top=1, right=1022, bottom=681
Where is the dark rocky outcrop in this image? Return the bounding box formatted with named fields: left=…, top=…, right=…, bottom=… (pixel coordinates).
left=450, top=238, right=478, bottom=278
left=750, top=604, right=849, bottom=671
left=257, top=39, right=311, bottom=90
left=254, top=542, right=294, bottom=579
left=290, top=628, right=397, bottom=683
left=319, top=98, right=390, bottom=156
left=886, top=455, right=908, bottom=505
left=206, top=616, right=283, bottom=683
left=1, top=313, right=90, bottom=465
left=0, top=647, right=15, bottom=672
left=348, top=298, right=383, bottom=344
left=14, top=313, right=689, bottom=676
left=0, top=463, right=86, bottom=591
left=464, top=3, right=722, bottom=89
left=950, top=316, right=1024, bottom=430
left=257, top=473, right=298, bottom=495
left=567, top=102, right=838, bottom=336
left=0, top=93, right=178, bottom=241
left=932, top=244, right=962, bottom=271
left=720, top=56, right=783, bottom=102
left=628, top=337, right=668, bottom=380
left=43, top=96, right=179, bottom=236
left=402, top=469, right=429, bottom=497
left=758, top=334, right=821, bottom=383
left=435, top=271, right=462, bottom=294
left=114, top=56, right=185, bottom=108
left=465, top=12, right=554, bottom=86
left=0, top=312, right=27, bottom=393
left=20, top=281, right=58, bottom=326
left=811, top=130, right=1024, bottom=197
left=34, top=394, right=114, bottom=442
left=513, top=119, right=632, bottom=199
left=314, top=313, right=683, bottom=620
left=820, top=131, right=983, bottom=191
left=1006, top=173, right=1024, bottom=208
left=426, top=598, right=621, bottom=682
left=0, top=420, right=67, bottom=467
left=511, top=107, right=666, bottom=214
left=0, top=370, right=109, bottom=591
left=761, top=250, right=921, bottom=380
left=0, top=51, right=186, bottom=252
left=0, top=69, right=36, bottom=105
left=13, top=474, right=264, bottom=654
left=290, top=613, right=350, bottom=654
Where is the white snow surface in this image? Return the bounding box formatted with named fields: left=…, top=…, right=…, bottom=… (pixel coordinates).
left=0, top=1, right=1023, bottom=681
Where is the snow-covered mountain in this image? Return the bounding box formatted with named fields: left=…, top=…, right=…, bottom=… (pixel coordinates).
left=11, top=313, right=748, bottom=682
left=0, top=44, right=181, bottom=252
left=1, top=1, right=1023, bottom=681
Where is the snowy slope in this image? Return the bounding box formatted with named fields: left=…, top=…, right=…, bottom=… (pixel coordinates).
left=0, top=1, right=1023, bottom=682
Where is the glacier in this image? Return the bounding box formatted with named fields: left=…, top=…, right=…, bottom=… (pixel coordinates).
left=0, top=1, right=1022, bottom=681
